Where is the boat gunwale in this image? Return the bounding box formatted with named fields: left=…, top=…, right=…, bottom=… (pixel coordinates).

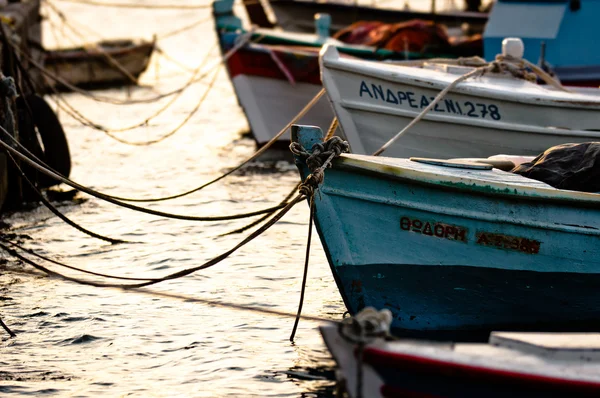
left=321, top=48, right=600, bottom=109
left=334, top=154, right=600, bottom=206
left=362, top=343, right=600, bottom=389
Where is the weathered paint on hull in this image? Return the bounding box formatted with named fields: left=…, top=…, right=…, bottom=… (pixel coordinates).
left=335, top=263, right=600, bottom=337
left=294, top=126, right=600, bottom=337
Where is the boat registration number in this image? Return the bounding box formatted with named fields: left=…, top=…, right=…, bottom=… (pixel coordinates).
left=400, top=216, right=467, bottom=243
left=359, top=81, right=502, bottom=120
left=476, top=232, right=541, bottom=254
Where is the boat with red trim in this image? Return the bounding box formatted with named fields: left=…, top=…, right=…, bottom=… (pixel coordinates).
left=321, top=308, right=600, bottom=397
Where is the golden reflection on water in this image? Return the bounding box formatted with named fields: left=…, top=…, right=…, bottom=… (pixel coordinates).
left=0, top=1, right=346, bottom=396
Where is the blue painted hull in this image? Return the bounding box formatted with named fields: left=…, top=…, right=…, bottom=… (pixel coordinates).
left=295, top=146, right=600, bottom=338
left=337, top=263, right=600, bottom=339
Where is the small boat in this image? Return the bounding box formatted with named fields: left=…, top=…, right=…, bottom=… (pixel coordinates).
left=213, top=0, right=482, bottom=147
left=484, top=0, right=600, bottom=86
left=293, top=124, right=600, bottom=339
left=43, top=39, right=155, bottom=91
left=320, top=41, right=600, bottom=158
left=320, top=309, right=600, bottom=397
left=254, top=0, right=488, bottom=34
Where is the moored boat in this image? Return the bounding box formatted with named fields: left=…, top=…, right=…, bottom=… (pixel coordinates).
left=259, top=0, right=488, bottom=34
left=293, top=124, right=600, bottom=339
left=320, top=42, right=600, bottom=158
left=213, top=0, right=483, bottom=147
left=43, top=39, right=155, bottom=91
left=320, top=309, right=600, bottom=397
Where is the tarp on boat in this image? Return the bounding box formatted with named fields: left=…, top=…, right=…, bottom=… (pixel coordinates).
left=333, top=19, right=482, bottom=57
left=512, top=142, right=600, bottom=192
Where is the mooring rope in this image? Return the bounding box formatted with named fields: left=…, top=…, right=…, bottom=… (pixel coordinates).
left=95, top=88, right=325, bottom=203
left=0, top=194, right=305, bottom=288
left=14, top=29, right=254, bottom=106
left=0, top=87, right=321, bottom=205
left=0, top=137, right=349, bottom=337
left=0, top=317, right=16, bottom=337
left=288, top=136, right=350, bottom=340
left=6, top=153, right=129, bottom=244
left=44, top=1, right=143, bottom=85
left=155, top=15, right=213, bottom=40
left=289, top=196, right=314, bottom=342
left=372, top=55, right=570, bottom=156
left=220, top=184, right=300, bottom=236
left=0, top=237, right=157, bottom=281
left=41, top=42, right=219, bottom=135
left=94, top=65, right=222, bottom=146
left=0, top=131, right=291, bottom=222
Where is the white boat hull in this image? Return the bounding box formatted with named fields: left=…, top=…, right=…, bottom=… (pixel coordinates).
left=320, top=46, right=600, bottom=158
left=232, top=74, right=334, bottom=146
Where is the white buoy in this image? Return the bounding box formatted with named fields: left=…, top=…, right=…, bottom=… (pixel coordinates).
left=502, top=37, right=525, bottom=59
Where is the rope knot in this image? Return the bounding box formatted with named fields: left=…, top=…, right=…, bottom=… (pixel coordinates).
left=298, top=170, right=324, bottom=197
left=305, top=136, right=349, bottom=173
left=292, top=136, right=349, bottom=197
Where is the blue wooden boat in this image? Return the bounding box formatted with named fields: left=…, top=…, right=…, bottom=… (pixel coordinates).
left=293, top=125, right=600, bottom=340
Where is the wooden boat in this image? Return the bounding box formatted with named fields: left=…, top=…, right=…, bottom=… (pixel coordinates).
left=320, top=311, right=600, bottom=397
left=320, top=42, right=600, bottom=158
left=43, top=39, right=155, bottom=91
left=213, top=0, right=481, bottom=147
left=484, top=0, right=600, bottom=86
left=255, top=0, right=488, bottom=34
left=293, top=125, right=600, bottom=339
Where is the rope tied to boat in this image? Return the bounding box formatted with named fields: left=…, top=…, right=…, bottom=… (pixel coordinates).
left=288, top=136, right=348, bottom=341
left=337, top=307, right=393, bottom=398
left=338, top=307, right=393, bottom=345
left=373, top=52, right=570, bottom=156
left=290, top=136, right=349, bottom=197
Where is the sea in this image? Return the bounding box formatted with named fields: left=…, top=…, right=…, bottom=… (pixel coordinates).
left=0, top=0, right=463, bottom=396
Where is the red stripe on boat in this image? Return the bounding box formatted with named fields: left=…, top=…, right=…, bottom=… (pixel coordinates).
left=226, top=47, right=322, bottom=85
left=363, top=346, right=600, bottom=394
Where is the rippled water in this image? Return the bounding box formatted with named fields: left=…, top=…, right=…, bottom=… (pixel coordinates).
left=0, top=2, right=350, bottom=396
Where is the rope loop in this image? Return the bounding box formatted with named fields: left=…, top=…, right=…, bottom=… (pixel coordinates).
left=298, top=172, right=323, bottom=197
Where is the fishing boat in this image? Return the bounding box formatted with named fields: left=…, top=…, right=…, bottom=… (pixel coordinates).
left=484, top=0, right=600, bottom=86
left=43, top=39, right=155, bottom=91
left=320, top=309, right=600, bottom=397
left=320, top=41, right=600, bottom=158
left=213, top=0, right=482, bottom=147
left=293, top=124, right=600, bottom=339
left=254, top=0, right=488, bottom=34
